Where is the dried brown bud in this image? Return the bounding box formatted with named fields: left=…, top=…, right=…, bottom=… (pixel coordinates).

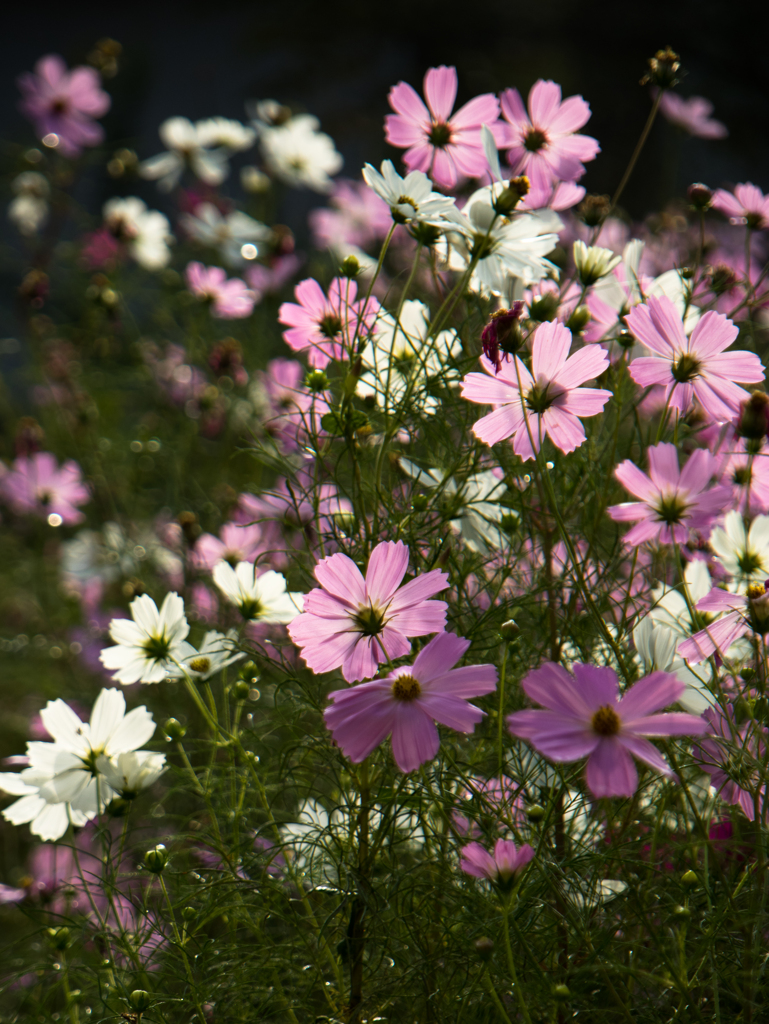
left=15, top=417, right=45, bottom=457
left=708, top=263, right=737, bottom=296
left=737, top=391, right=769, bottom=442
left=641, top=47, right=682, bottom=89
left=578, top=194, right=611, bottom=227
left=687, top=183, right=713, bottom=211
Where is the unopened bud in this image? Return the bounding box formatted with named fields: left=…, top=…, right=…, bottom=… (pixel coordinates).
left=47, top=926, right=71, bottom=950
left=737, top=391, right=769, bottom=441
left=239, top=660, right=259, bottom=681
left=339, top=255, right=361, bottom=279
left=565, top=305, right=591, bottom=334
left=240, top=166, right=270, bottom=193
left=687, top=183, right=713, bottom=211
left=305, top=369, right=329, bottom=393
left=552, top=984, right=571, bottom=1001
left=499, top=619, right=520, bottom=640
left=164, top=718, right=186, bottom=742
left=578, top=194, right=611, bottom=227
left=526, top=803, right=546, bottom=821
left=528, top=292, right=560, bottom=322
left=681, top=870, right=699, bottom=888
left=474, top=936, right=494, bottom=960
left=181, top=906, right=197, bottom=920
left=144, top=844, right=169, bottom=874
left=671, top=904, right=691, bottom=920
left=617, top=328, right=636, bottom=350
left=411, top=494, right=429, bottom=512
left=708, top=263, right=737, bottom=296
left=481, top=302, right=525, bottom=371
left=232, top=679, right=251, bottom=701
left=493, top=175, right=530, bottom=215
left=129, top=990, right=152, bottom=1012
left=641, top=47, right=682, bottom=89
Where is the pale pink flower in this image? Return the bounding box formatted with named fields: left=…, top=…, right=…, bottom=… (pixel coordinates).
left=658, top=92, right=728, bottom=139
left=713, top=426, right=769, bottom=515
left=694, top=707, right=766, bottom=821
left=459, top=838, right=534, bottom=885
left=626, top=295, right=764, bottom=421
left=18, top=55, right=110, bottom=158
left=609, top=443, right=730, bottom=547
left=0, top=451, right=89, bottom=524
left=385, top=65, right=502, bottom=190
left=192, top=523, right=266, bottom=571
left=324, top=631, right=496, bottom=770
left=289, top=540, right=448, bottom=683
left=309, top=178, right=392, bottom=251
left=244, top=254, right=302, bottom=304
left=278, top=277, right=379, bottom=368
left=508, top=662, right=708, bottom=798
left=255, top=357, right=330, bottom=450
left=712, top=183, right=769, bottom=230
left=185, top=261, right=255, bottom=318
left=498, top=80, right=600, bottom=194
left=460, top=319, right=611, bottom=461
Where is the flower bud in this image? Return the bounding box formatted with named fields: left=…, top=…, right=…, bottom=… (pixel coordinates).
left=708, top=263, right=737, bottom=296
left=144, top=844, right=169, bottom=874
left=339, top=255, right=361, bottom=279
left=565, top=305, right=591, bottom=334
left=528, top=292, right=560, bottom=323
left=671, top=904, right=691, bottom=920
left=573, top=241, right=621, bottom=287
left=578, top=194, right=611, bottom=227
left=481, top=302, right=525, bottom=371
left=687, top=183, right=713, bottom=211
left=164, top=718, right=186, bottom=742
left=681, top=870, right=699, bottom=889
left=525, top=803, right=546, bottom=821
left=641, top=47, right=682, bottom=89
left=617, top=328, right=635, bottom=350
left=409, top=221, right=442, bottom=246
left=411, top=494, right=429, bottom=512
left=240, top=166, right=270, bottom=193
left=47, top=926, right=71, bottom=950
left=129, top=990, right=152, bottom=1012
left=493, top=175, right=530, bottom=215
left=552, top=984, right=571, bottom=1001
left=737, top=391, right=769, bottom=441
left=499, top=619, right=520, bottom=640
left=305, top=369, right=329, bottom=393
left=181, top=906, right=197, bottom=920
left=232, top=679, right=251, bottom=701
left=474, top=936, right=494, bottom=960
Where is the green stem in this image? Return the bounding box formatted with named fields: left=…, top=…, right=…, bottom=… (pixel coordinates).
left=502, top=899, right=533, bottom=1024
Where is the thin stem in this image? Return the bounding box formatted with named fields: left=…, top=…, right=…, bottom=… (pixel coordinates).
left=606, top=89, right=664, bottom=220
left=502, top=899, right=533, bottom=1024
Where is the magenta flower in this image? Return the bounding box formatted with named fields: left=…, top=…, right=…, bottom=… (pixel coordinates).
left=677, top=584, right=764, bottom=663
left=694, top=707, right=766, bottom=821
left=185, top=262, right=255, bottom=319
left=460, top=319, right=611, bottom=461
left=626, top=295, right=764, bottom=420
left=278, top=277, right=379, bottom=368
left=324, top=631, right=496, bottom=770
left=289, top=540, right=448, bottom=683
left=18, top=55, right=110, bottom=158
left=712, top=182, right=769, bottom=231
left=498, top=80, right=600, bottom=194
left=385, top=65, right=502, bottom=190
left=609, top=443, right=730, bottom=547
left=459, top=838, right=534, bottom=886
left=0, top=451, right=89, bottom=525
left=507, top=662, right=708, bottom=798
left=658, top=92, right=728, bottom=140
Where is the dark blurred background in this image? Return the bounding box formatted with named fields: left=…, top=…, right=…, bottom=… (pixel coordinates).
left=1, top=0, right=767, bottom=221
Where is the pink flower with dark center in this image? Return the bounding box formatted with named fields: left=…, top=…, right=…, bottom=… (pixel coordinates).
left=185, top=262, right=255, bottom=318
left=498, top=80, right=600, bottom=194
left=0, top=451, right=89, bottom=525
left=323, top=631, right=496, bottom=769
left=289, top=540, right=448, bottom=683
left=694, top=707, right=766, bottom=821
left=385, top=65, right=502, bottom=190
left=278, top=277, right=379, bottom=368
left=460, top=319, right=611, bottom=460
left=18, top=55, right=110, bottom=158
left=609, top=443, right=730, bottom=547
left=256, top=357, right=330, bottom=450
left=626, top=295, right=764, bottom=420
left=712, top=183, right=769, bottom=231
left=658, top=92, right=728, bottom=139
left=713, top=426, right=769, bottom=515
left=459, top=838, right=534, bottom=886
left=507, top=662, right=708, bottom=798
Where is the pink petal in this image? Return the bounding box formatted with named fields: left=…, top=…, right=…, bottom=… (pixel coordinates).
left=387, top=570, right=448, bottom=615
left=617, top=734, right=673, bottom=776
left=705, top=352, right=764, bottom=384
left=617, top=671, right=684, bottom=719
left=628, top=357, right=674, bottom=388
left=423, top=66, right=457, bottom=122
left=508, top=709, right=599, bottom=760
left=542, top=407, right=586, bottom=454
left=625, top=712, right=708, bottom=737
left=585, top=738, right=638, bottom=797
left=531, top=318, right=572, bottom=379
left=418, top=693, right=484, bottom=732
left=677, top=611, right=746, bottom=663
left=677, top=448, right=715, bottom=495
left=647, top=443, right=680, bottom=491
left=412, top=631, right=468, bottom=680
left=450, top=93, right=500, bottom=131
left=365, top=541, right=409, bottom=606
left=460, top=371, right=520, bottom=406
left=554, top=345, right=609, bottom=390
left=558, top=387, right=611, bottom=417
left=387, top=81, right=431, bottom=127
left=613, top=461, right=657, bottom=502
left=390, top=705, right=440, bottom=772
left=422, top=664, right=498, bottom=698
left=314, top=552, right=366, bottom=604
left=548, top=94, right=592, bottom=134
left=431, top=147, right=458, bottom=189
left=342, top=636, right=381, bottom=682
left=688, top=309, right=738, bottom=358
left=472, top=406, right=521, bottom=446
left=624, top=304, right=675, bottom=357
left=621, top=518, right=667, bottom=546
left=384, top=113, right=427, bottom=148
left=521, top=661, right=598, bottom=716
left=499, top=88, right=529, bottom=128
left=527, top=80, right=562, bottom=128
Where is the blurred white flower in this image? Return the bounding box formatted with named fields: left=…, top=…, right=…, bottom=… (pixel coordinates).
left=140, top=116, right=230, bottom=191
left=177, top=629, right=244, bottom=679
left=710, top=510, right=769, bottom=583
left=9, top=171, right=49, bottom=234
left=260, top=114, right=343, bottom=192
left=103, top=197, right=173, bottom=270
left=100, top=593, right=195, bottom=684
left=195, top=117, right=255, bottom=152
left=632, top=614, right=713, bottom=714
left=212, top=561, right=304, bottom=622
left=180, top=202, right=271, bottom=266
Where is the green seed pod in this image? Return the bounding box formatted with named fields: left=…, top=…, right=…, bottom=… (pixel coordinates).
left=525, top=803, right=547, bottom=821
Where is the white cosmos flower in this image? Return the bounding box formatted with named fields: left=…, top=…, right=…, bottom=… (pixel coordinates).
left=195, top=117, right=255, bottom=152
left=710, top=510, right=769, bottom=583
left=140, top=117, right=231, bottom=192
left=180, top=203, right=271, bottom=266
left=100, top=592, right=195, bottom=684
left=177, top=629, right=244, bottom=680
left=357, top=301, right=461, bottom=415
left=440, top=185, right=560, bottom=296
left=572, top=240, right=622, bottom=286
left=9, top=171, right=50, bottom=235
left=632, top=614, right=713, bottom=714
left=103, top=197, right=173, bottom=270
left=96, top=750, right=166, bottom=798
left=0, top=765, right=95, bottom=841
left=259, top=114, right=342, bottom=193
left=399, top=458, right=511, bottom=552
left=362, top=161, right=456, bottom=227
left=212, top=561, right=304, bottom=622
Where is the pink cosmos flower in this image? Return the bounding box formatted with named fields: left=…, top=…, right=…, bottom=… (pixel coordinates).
left=712, top=183, right=769, bottom=231
left=0, top=451, right=89, bottom=524
left=677, top=582, right=766, bottom=663
left=256, top=357, right=330, bottom=450
left=460, top=319, right=611, bottom=461
left=713, top=426, right=769, bottom=515
left=459, top=838, right=534, bottom=885
left=694, top=707, right=766, bottom=821
left=309, top=178, right=392, bottom=251
left=385, top=65, right=502, bottom=190
left=288, top=540, right=448, bottom=683
left=244, top=254, right=302, bottom=304
left=658, top=92, right=728, bottom=139
left=323, top=631, right=496, bottom=770
left=185, top=262, right=255, bottom=318
left=498, top=80, right=600, bottom=194
left=278, top=277, right=379, bottom=368
left=507, top=662, right=708, bottom=798
left=609, top=443, right=730, bottom=547
left=18, top=55, right=111, bottom=158
left=192, top=523, right=266, bottom=572
left=626, top=295, right=764, bottom=421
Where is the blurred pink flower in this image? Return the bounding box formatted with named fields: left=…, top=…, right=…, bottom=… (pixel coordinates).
left=459, top=838, right=534, bottom=885
left=499, top=79, right=599, bottom=194
left=0, top=451, right=89, bottom=524
left=256, top=357, right=330, bottom=450
left=694, top=707, right=766, bottom=821
left=289, top=540, right=448, bottom=682
left=324, top=631, right=496, bottom=769
left=245, top=253, right=302, bottom=303
left=609, top=443, right=730, bottom=547
left=278, top=276, right=379, bottom=368
left=185, top=261, right=255, bottom=318
left=626, top=296, right=764, bottom=420
left=193, top=522, right=266, bottom=571
left=309, top=178, right=392, bottom=251
left=461, top=319, right=611, bottom=460
left=712, top=182, right=769, bottom=230
left=508, top=662, right=707, bottom=798
left=18, top=55, right=110, bottom=158
left=658, top=92, right=728, bottom=139
left=385, top=65, right=502, bottom=190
